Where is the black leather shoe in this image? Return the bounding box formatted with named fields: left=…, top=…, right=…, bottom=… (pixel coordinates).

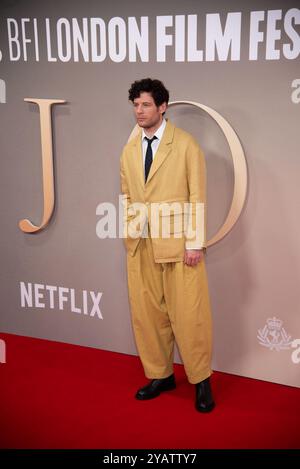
left=195, top=377, right=215, bottom=412
left=135, top=374, right=176, bottom=400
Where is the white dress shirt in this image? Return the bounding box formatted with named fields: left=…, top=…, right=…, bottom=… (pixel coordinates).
left=141, top=118, right=166, bottom=167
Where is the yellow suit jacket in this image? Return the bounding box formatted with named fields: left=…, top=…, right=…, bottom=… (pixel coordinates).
left=120, top=119, right=207, bottom=263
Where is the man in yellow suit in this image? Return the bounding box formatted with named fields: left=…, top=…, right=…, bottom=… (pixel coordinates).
left=120, top=78, right=215, bottom=412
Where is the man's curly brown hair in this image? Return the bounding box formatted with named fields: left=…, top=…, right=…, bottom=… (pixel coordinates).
left=128, top=78, right=169, bottom=108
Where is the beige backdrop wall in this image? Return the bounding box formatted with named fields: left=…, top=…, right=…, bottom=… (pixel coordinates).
left=0, top=0, right=299, bottom=387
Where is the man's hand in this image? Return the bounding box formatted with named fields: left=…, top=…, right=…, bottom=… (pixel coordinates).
left=184, top=249, right=204, bottom=266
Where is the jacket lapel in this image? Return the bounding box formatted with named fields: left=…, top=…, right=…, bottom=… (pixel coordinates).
left=130, top=120, right=175, bottom=188
left=146, top=120, right=175, bottom=184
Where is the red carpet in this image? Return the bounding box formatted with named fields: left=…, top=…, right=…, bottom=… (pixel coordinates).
left=0, top=332, right=299, bottom=449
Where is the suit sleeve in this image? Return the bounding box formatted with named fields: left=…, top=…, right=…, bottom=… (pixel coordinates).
left=120, top=149, right=132, bottom=238
left=185, top=138, right=207, bottom=250
left=120, top=149, right=130, bottom=200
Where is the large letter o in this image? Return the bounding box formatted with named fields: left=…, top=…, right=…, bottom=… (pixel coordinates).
left=128, top=100, right=248, bottom=246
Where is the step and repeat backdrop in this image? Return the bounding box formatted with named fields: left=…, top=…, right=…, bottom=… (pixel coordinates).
left=0, top=0, right=299, bottom=387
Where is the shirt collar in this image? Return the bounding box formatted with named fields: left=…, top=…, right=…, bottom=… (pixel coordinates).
left=142, top=118, right=166, bottom=142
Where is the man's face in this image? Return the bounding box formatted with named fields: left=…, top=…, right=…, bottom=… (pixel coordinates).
left=133, top=92, right=167, bottom=130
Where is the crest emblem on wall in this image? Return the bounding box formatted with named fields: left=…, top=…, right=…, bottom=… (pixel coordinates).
left=257, top=317, right=293, bottom=351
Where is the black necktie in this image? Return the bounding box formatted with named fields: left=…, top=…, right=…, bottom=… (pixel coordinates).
left=144, top=136, right=157, bottom=182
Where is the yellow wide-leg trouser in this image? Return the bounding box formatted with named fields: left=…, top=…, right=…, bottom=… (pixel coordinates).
left=127, top=237, right=213, bottom=384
